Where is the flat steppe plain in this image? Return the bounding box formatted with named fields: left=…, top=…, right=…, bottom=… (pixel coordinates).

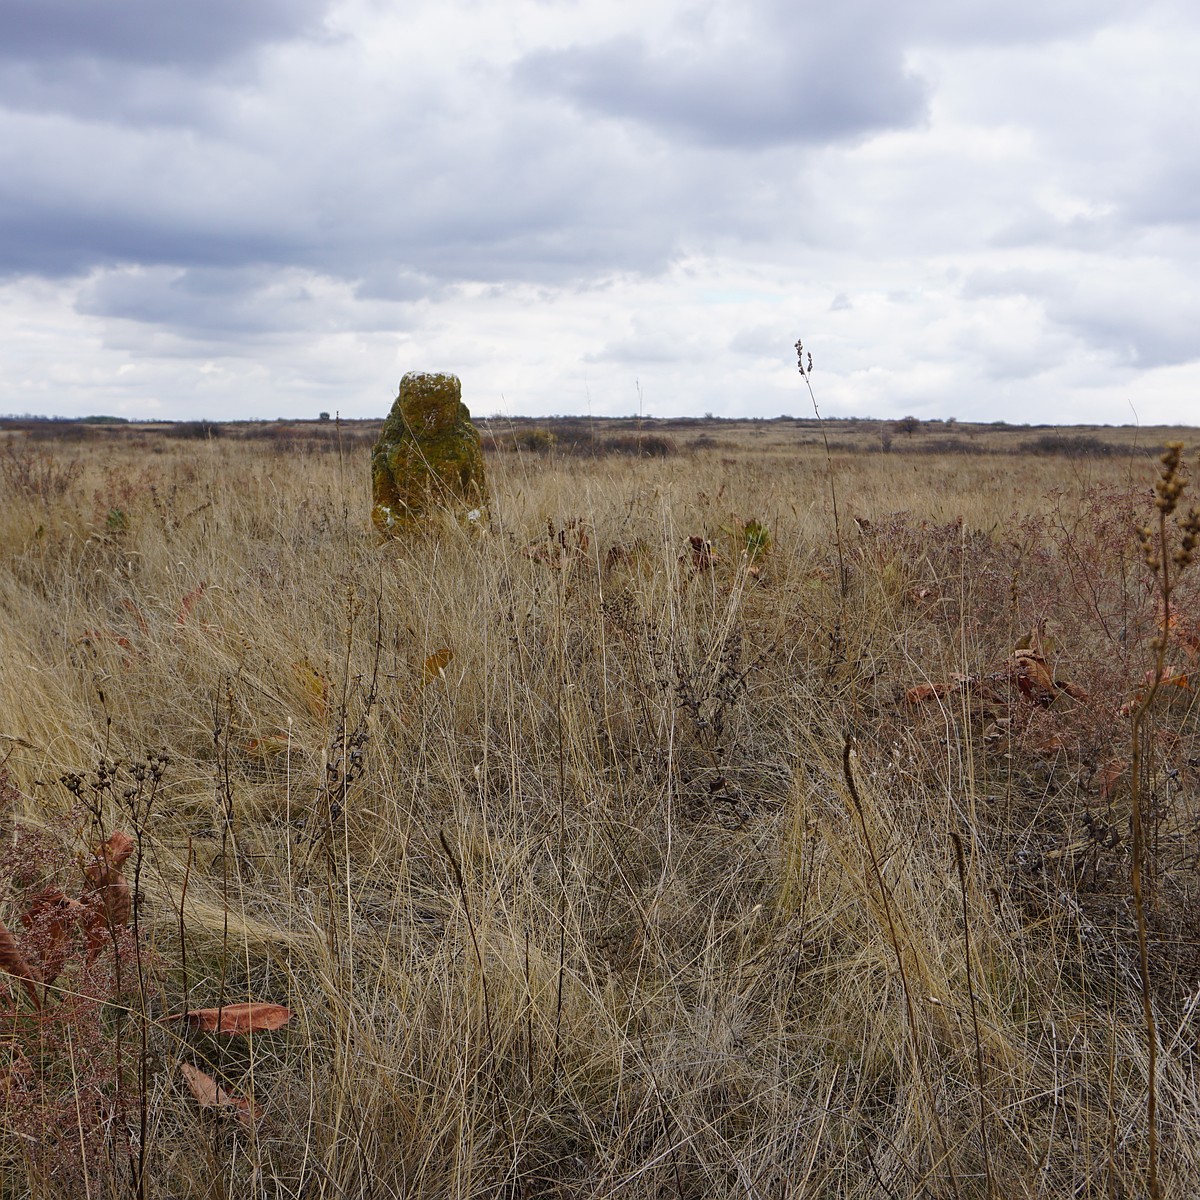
left=1, top=415, right=1199, bottom=1198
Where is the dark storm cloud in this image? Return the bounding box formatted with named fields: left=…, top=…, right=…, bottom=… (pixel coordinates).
left=0, top=0, right=330, bottom=68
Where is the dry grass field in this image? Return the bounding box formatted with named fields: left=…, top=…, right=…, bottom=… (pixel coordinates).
left=2, top=415, right=1200, bottom=1198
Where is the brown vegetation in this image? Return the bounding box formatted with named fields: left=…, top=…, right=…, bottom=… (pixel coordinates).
left=1, top=417, right=1199, bottom=1197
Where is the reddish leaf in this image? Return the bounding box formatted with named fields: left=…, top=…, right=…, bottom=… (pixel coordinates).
left=165, top=1002, right=292, bottom=1035
left=84, top=873, right=132, bottom=931
left=0, top=918, right=42, bottom=1008
left=904, top=683, right=949, bottom=704
left=176, top=581, right=208, bottom=626
left=94, top=830, right=136, bottom=870
left=178, top=1062, right=257, bottom=1128
left=82, top=834, right=134, bottom=936
left=1143, top=665, right=1191, bottom=691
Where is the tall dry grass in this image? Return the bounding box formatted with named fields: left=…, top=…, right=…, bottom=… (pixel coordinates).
left=1, top=426, right=1199, bottom=1198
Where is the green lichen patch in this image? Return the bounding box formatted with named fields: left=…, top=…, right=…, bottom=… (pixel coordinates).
left=371, top=372, right=487, bottom=533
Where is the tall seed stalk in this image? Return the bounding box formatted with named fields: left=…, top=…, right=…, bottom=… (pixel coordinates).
left=1130, top=443, right=1200, bottom=1200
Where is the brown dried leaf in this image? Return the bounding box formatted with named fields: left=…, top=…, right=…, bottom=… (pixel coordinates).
left=85, top=873, right=132, bottom=929
left=95, top=830, right=136, bottom=870
left=83, top=836, right=134, bottom=933
left=0, top=917, right=42, bottom=1008
left=421, top=648, right=454, bottom=687
left=165, top=1001, right=292, bottom=1034
left=246, top=730, right=292, bottom=757
left=178, top=1062, right=257, bottom=1128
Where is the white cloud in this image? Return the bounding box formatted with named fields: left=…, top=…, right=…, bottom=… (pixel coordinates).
left=0, top=0, right=1197, bottom=422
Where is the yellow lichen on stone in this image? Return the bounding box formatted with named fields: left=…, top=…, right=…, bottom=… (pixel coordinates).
left=371, top=372, right=487, bottom=533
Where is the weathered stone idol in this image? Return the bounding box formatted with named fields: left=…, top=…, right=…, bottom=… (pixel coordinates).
left=371, top=372, right=487, bottom=532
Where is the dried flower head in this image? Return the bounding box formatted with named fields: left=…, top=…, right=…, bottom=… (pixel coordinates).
left=1175, top=506, right=1200, bottom=571
left=1153, top=442, right=1186, bottom=515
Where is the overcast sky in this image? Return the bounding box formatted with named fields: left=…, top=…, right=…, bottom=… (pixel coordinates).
left=1, top=0, right=1197, bottom=424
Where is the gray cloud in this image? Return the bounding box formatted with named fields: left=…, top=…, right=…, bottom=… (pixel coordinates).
left=913, top=0, right=1135, bottom=44
left=516, top=12, right=929, bottom=148
left=1049, top=298, right=1200, bottom=371
left=0, top=0, right=334, bottom=129
left=960, top=262, right=1200, bottom=371
left=0, top=0, right=331, bottom=68
left=77, top=266, right=319, bottom=344
left=0, top=193, right=300, bottom=280
left=513, top=0, right=1143, bottom=150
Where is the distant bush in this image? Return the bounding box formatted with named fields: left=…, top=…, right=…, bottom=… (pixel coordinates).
left=515, top=428, right=557, bottom=454
left=27, top=422, right=95, bottom=443
left=168, top=420, right=223, bottom=440
left=1022, top=434, right=1123, bottom=458
left=496, top=426, right=676, bottom=458
left=599, top=433, right=676, bottom=458
left=239, top=422, right=375, bottom=452
left=927, top=437, right=985, bottom=455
